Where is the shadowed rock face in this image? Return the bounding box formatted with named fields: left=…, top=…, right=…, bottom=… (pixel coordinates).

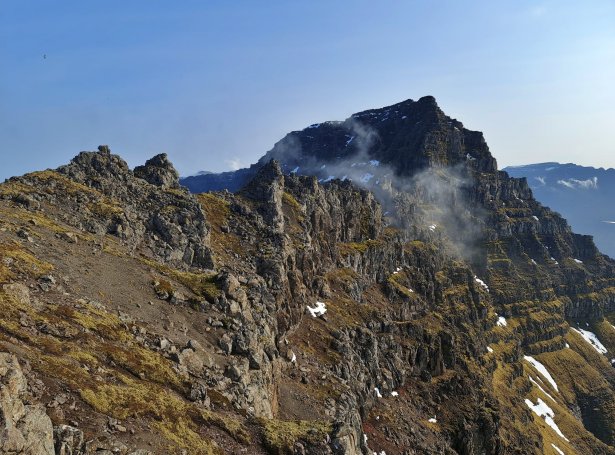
left=3, top=98, right=615, bottom=454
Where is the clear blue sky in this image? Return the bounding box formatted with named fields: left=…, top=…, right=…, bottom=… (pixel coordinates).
left=1, top=1, right=614, bottom=180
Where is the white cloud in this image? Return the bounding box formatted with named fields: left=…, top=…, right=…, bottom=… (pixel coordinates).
left=556, top=176, right=598, bottom=189
left=225, top=157, right=243, bottom=171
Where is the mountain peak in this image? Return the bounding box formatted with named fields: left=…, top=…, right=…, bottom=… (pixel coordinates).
left=181, top=95, right=497, bottom=192
left=134, top=153, right=180, bottom=188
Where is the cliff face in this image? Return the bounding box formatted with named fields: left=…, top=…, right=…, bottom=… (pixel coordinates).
left=2, top=98, right=615, bottom=455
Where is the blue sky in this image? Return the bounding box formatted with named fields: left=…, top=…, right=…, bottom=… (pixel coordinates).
left=1, top=1, right=614, bottom=180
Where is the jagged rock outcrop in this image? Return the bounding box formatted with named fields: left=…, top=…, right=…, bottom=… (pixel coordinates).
left=0, top=353, right=54, bottom=455
left=133, top=153, right=180, bottom=189
left=3, top=145, right=214, bottom=269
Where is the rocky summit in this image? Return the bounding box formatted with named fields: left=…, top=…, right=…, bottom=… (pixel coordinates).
left=1, top=98, right=615, bottom=455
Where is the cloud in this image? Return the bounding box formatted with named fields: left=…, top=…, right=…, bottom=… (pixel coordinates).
left=225, top=157, right=243, bottom=171
left=556, top=177, right=598, bottom=189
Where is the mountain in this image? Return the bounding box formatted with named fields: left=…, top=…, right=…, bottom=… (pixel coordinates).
left=2, top=98, right=615, bottom=454
left=504, top=162, right=615, bottom=258
left=180, top=96, right=496, bottom=193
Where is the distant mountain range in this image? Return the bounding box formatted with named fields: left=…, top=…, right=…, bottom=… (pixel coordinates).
left=504, top=162, right=615, bottom=258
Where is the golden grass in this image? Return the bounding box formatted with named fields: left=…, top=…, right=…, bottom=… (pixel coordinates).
left=258, top=418, right=331, bottom=455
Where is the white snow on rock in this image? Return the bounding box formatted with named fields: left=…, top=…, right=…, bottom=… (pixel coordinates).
left=428, top=224, right=437, bottom=232
left=571, top=327, right=608, bottom=354
left=391, top=391, right=399, bottom=397
left=307, top=301, right=327, bottom=317
left=466, top=153, right=476, bottom=161
left=524, top=397, right=569, bottom=441
left=369, top=160, right=380, bottom=166
left=290, top=352, right=297, bottom=363
left=573, top=258, right=583, bottom=264
left=532, top=215, right=539, bottom=221
left=496, top=315, right=507, bottom=327
left=374, top=387, right=383, bottom=398
left=407, top=287, right=414, bottom=293
left=524, top=356, right=558, bottom=391
left=529, top=375, right=556, bottom=402
left=323, top=175, right=335, bottom=183
left=551, top=444, right=565, bottom=455
left=531, top=259, right=537, bottom=265
left=487, top=346, right=494, bottom=353
left=474, top=276, right=489, bottom=292
left=345, top=136, right=355, bottom=146
left=428, top=416, right=437, bottom=423
left=291, top=166, right=299, bottom=174
left=551, top=257, right=559, bottom=265
left=363, top=433, right=368, bottom=444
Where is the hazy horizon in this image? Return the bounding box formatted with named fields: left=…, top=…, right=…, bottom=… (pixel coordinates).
left=1, top=1, right=614, bottom=180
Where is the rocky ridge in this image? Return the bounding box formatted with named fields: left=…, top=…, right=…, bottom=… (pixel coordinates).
left=1, top=97, right=615, bottom=454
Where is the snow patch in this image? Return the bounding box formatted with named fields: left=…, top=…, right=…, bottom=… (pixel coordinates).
left=428, top=416, right=437, bottom=423
left=573, top=258, right=583, bottom=264
left=524, top=356, right=558, bottom=391
left=551, top=444, right=565, bottom=455
left=369, top=160, right=380, bottom=166
left=529, top=375, right=556, bottom=402
left=307, top=301, right=327, bottom=317
left=291, top=166, right=299, bottom=174
left=487, top=346, right=494, bottom=353
left=374, top=387, right=382, bottom=398
left=428, top=224, right=437, bottom=232
left=496, top=315, right=507, bottom=327
left=391, top=391, right=399, bottom=397
left=524, top=397, right=569, bottom=441
left=532, top=215, right=539, bottom=221
left=571, top=327, right=607, bottom=354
